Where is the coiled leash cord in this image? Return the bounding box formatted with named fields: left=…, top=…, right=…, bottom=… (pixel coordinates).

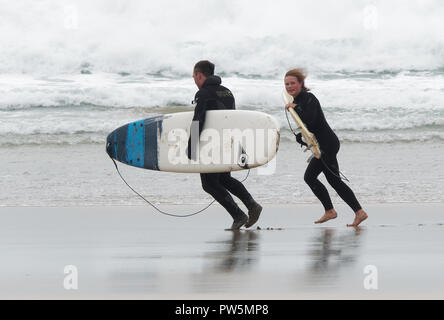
left=110, top=155, right=250, bottom=218
left=284, top=108, right=350, bottom=182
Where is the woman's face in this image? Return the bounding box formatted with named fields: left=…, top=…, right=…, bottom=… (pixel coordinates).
left=285, top=76, right=303, bottom=97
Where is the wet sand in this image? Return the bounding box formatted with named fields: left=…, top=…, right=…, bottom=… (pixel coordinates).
left=1, top=203, right=443, bottom=299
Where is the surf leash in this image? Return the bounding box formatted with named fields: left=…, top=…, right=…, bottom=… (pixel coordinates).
left=320, top=157, right=350, bottom=182
left=284, top=107, right=350, bottom=183
left=109, top=157, right=250, bottom=218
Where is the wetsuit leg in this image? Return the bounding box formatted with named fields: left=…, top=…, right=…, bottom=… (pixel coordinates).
left=304, top=157, right=334, bottom=211
left=321, top=154, right=362, bottom=212
left=200, top=173, right=245, bottom=219
left=218, top=173, right=254, bottom=207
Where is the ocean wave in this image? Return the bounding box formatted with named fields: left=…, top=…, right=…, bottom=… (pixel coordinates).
left=279, top=128, right=444, bottom=144
left=0, top=133, right=105, bottom=146
left=1, top=135, right=443, bottom=147
left=1, top=1, right=444, bottom=77
left=2, top=104, right=442, bottom=136
left=1, top=124, right=443, bottom=147
left=2, top=70, right=444, bottom=146
left=3, top=38, right=444, bottom=79
left=3, top=71, right=444, bottom=112
left=0, top=103, right=193, bottom=114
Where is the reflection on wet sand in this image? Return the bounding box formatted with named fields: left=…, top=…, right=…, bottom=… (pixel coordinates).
left=304, top=227, right=364, bottom=287
left=203, top=230, right=260, bottom=272
left=106, top=226, right=365, bottom=296
left=189, top=230, right=261, bottom=293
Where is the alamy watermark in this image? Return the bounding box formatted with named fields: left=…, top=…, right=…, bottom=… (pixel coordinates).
left=63, top=265, right=78, bottom=290
left=363, top=264, right=378, bottom=290
left=167, top=122, right=279, bottom=174
left=363, top=4, right=379, bottom=31
left=63, top=5, right=79, bottom=30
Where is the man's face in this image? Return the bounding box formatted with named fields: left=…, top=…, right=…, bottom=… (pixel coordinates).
left=192, top=69, right=205, bottom=89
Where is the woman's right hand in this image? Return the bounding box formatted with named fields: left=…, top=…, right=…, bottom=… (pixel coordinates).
left=285, top=103, right=297, bottom=110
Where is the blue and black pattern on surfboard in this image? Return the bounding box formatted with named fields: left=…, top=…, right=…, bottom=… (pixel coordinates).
left=106, top=115, right=166, bottom=170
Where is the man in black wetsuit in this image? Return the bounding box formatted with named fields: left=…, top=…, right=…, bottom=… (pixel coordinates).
left=284, top=68, right=368, bottom=227
left=187, top=60, right=262, bottom=230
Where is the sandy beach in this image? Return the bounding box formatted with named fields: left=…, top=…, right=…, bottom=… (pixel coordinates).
left=1, top=203, right=443, bottom=299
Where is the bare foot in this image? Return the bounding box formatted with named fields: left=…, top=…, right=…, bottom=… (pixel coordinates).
left=347, top=209, right=368, bottom=227
left=314, top=209, right=337, bottom=224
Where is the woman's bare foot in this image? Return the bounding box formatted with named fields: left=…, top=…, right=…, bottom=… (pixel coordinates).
left=315, top=209, right=337, bottom=224
left=347, top=209, right=368, bottom=227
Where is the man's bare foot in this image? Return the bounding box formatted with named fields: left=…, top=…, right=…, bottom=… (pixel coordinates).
left=315, top=209, right=337, bottom=224
left=347, top=209, right=368, bottom=227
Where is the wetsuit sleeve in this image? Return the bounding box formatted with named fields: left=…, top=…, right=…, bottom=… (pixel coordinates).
left=297, top=93, right=321, bottom=130
left=192, top=89, right=210, bottom=133
left=187, top=89, right=209, bottom=159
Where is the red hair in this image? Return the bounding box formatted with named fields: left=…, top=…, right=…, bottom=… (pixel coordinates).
left=285, top=69, right=310, bottom=92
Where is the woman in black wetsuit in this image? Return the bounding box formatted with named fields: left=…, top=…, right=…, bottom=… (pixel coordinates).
left=284, top=69, right=368, bottom=227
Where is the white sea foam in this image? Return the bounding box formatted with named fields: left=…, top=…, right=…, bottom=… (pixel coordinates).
left=1, top=72, right=444, bottom=145
left=1, top=1, right=444, bottom=145
left=1, top=0, right=444, bottom=76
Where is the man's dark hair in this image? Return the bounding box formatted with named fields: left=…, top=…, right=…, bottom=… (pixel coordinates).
left=194, top=60, right=215, bottom=77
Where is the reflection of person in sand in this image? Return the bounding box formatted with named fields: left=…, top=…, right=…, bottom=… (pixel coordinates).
left=207, top=231, right=260, bottom=273
left=284, top=69, right=368, bottom=227
left=308, top=228, right=363, bottom=275
left=302, top=228, right=364, bottom=289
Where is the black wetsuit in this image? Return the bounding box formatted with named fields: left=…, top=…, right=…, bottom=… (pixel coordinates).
left=188, top=76, right=254, bottom=220
left=293, top=90, right=361, bottom=212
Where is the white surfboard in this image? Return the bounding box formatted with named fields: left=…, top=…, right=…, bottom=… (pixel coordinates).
left=107, top=110, right=280, bottom=173
left=282, top=90, right=321, bottom=159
